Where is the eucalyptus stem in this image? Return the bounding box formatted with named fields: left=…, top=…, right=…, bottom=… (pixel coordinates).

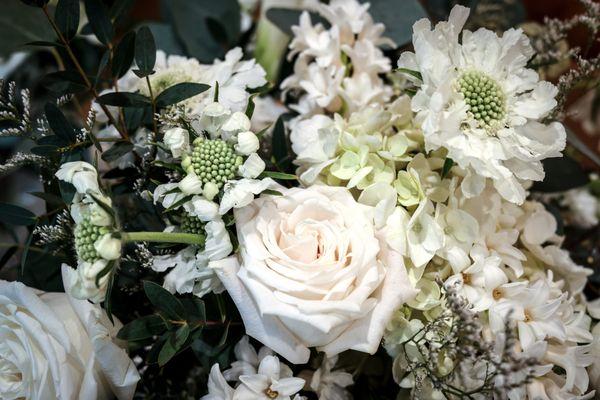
left=145, top=76, right=159, bottom=137
left=122, top=231, right=204, bottom=246
left=41, top=5, right=129, bottom=140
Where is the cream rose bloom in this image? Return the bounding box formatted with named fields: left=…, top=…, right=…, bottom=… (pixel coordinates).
left=213, top=185, right=417, bottom=364
left=0, top=278, right=140, bottom=400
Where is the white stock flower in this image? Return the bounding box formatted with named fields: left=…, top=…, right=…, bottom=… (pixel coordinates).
left=236, top=355, right=305, bottom=400
left=212, top=185, right=417, bottom=363
left=219, top=178, right=277, bottom=215
left=56, top=161, right=101, bottom=194
left=163, top=127, right=190, bottom=158
left=282, top=0, right=392, bottom=116
left=0, top=280, right=139, bottom=400
left=399, top=5, right=566, bottom=204
left=306, top=355, right=353, bottom=400
left=223, top=336, right=277, bottom=382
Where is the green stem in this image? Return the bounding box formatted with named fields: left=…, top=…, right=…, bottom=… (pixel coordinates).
left=122, top=232, right=204, bottom=246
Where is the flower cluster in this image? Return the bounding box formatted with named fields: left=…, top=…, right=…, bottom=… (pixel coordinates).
left=56, top=161, right=121, bottom=303
left=281, top=0, right=393, bottom=117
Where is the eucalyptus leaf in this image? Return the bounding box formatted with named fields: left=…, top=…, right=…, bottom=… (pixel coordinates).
left=101, top=141, right=134, bottom=163
left=117, top=314, right=167, bottom=341
left=155, top=82, right=210, bottom=108
left=96, top=92, right=151, bottom=108
left=55, top=0, right=79, bottom=41
left=83, top=0, right=114, bottom=45
left=143, top=281, right=186, bottom=320
left=0, top=0, right=54, bottom=57
left=164, top=0, right=240, bottom=62
left=111, top=31, right=136, bottom=78
left=0, top=203, right=37, bottom=226
left=134, top=26, right=156, bottom=77
left=45, top=103, right=77, bottom=143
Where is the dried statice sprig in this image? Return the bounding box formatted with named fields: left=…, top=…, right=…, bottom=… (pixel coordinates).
left=77, top=108, right=97, bottom=143
left=157, top=105, right=199, bottom=137
left=0, top=80, right=31, bottom=137
left=549, top=54, right=600, bottom=121
left=123, top=242, right=155, bottom=269
left=527, top=0, right=600, bottom=121
left=34, top=209, right=73, bottom=256
left=398, top=283, right=538, bottom=399
left=0, top=152, right=51, bottom=175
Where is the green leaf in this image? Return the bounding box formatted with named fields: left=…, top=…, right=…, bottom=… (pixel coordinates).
left=165, top=0, right=240, bottom=62
left=104, top=268, right=116, bottom=323
left=262, top=189, right=283, bottom=197
left=260, top=171, right=297, bottom=180
left=146, top=22, right=185, bottom=55
left=95, top=259, right=115, bottom=287
left=158, top=324, right=190, bottom=366
left=25, top=40, right=63, bottom=48
left=43, top=70, right=88, bottom=94
left=397, top=67, right=422, bottom=81
left=266, top=8, right=327, bottom=36
left=101, top=141, right=134, bottom=163
left=181, top=298, right=206, bottom=324
left=55, top=0, right=79, bottom=41
left=366, top=0, right=427, bottom=48
left=45, top=103, right=77, bottom=143
left=271, top=114, right=291, bottom=169
left=245, top=94, right=257, bottom=119
left=441, top=158, right=454, bottom=179
left=0, top=246, right=18, bottom=271
left=531, top=155, right=589, bottom=193
left=0, top=0, right=54, bottom=57
left=28, top=191, right=64, bottom=207
left=111, top=31, right=136, bottom=78
left=134, top=26, right=156, bottom=77
left=20, top=0, right=49, bottom=7
left=83, top=0, right=114, bottom=45
left=0, top=203, right=37, bottom=225
left=143, top=281, right=186, bottom=320
left=155, top=82, right=210, bottom=108
left=117, top=314, right=167, bottom=341
left=96, top=92, right=151, bottom=108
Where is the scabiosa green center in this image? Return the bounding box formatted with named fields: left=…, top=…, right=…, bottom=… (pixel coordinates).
left=191, top=139, right=242, bottom=190
left=181, top=214, right=205, bottom=235
left=458, top=71, right=505, bottom=128
left=74, top=217, right=110, bottom=262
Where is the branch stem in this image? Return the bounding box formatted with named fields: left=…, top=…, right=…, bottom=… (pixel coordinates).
left=121, top=231, right=204, bottom=246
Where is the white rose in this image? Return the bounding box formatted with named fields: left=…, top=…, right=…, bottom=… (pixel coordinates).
left=213, top=185, right=417, bottom=363
left=0, top=279, right=140, bottom=400
left=163, top=127, right=189, bottom=158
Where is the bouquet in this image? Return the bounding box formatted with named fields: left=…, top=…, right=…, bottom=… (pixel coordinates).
left=0, top=0, right=599, bottom=398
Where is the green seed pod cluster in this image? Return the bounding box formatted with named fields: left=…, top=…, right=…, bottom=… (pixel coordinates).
left=181, top=214, right=205, bottom=236
left=458, top=71, right=505, bottom=127
left=74, top=217, right=109, bottom=262
left=191, top=139, right=242, bottom=190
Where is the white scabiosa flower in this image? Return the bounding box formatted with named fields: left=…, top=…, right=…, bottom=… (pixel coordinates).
left=163, top=127, right=190, bottom=158
left=155, top=102, right=271, bottom=214
left=55, top=161, right=101, bottom=194
left=56, top=162, right=121, bottom=303
left=398, top=5, right=566, bottom=204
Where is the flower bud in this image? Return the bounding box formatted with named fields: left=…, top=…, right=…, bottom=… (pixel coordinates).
left=163, top=127, right=189, bottom=158
left=235, top=131, right=260, bottom=155
left=239, top=153, right=265, bottom=179
left=179, top=172, right=204, bottom=195
left=94, top=234, right=121, bottom=260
